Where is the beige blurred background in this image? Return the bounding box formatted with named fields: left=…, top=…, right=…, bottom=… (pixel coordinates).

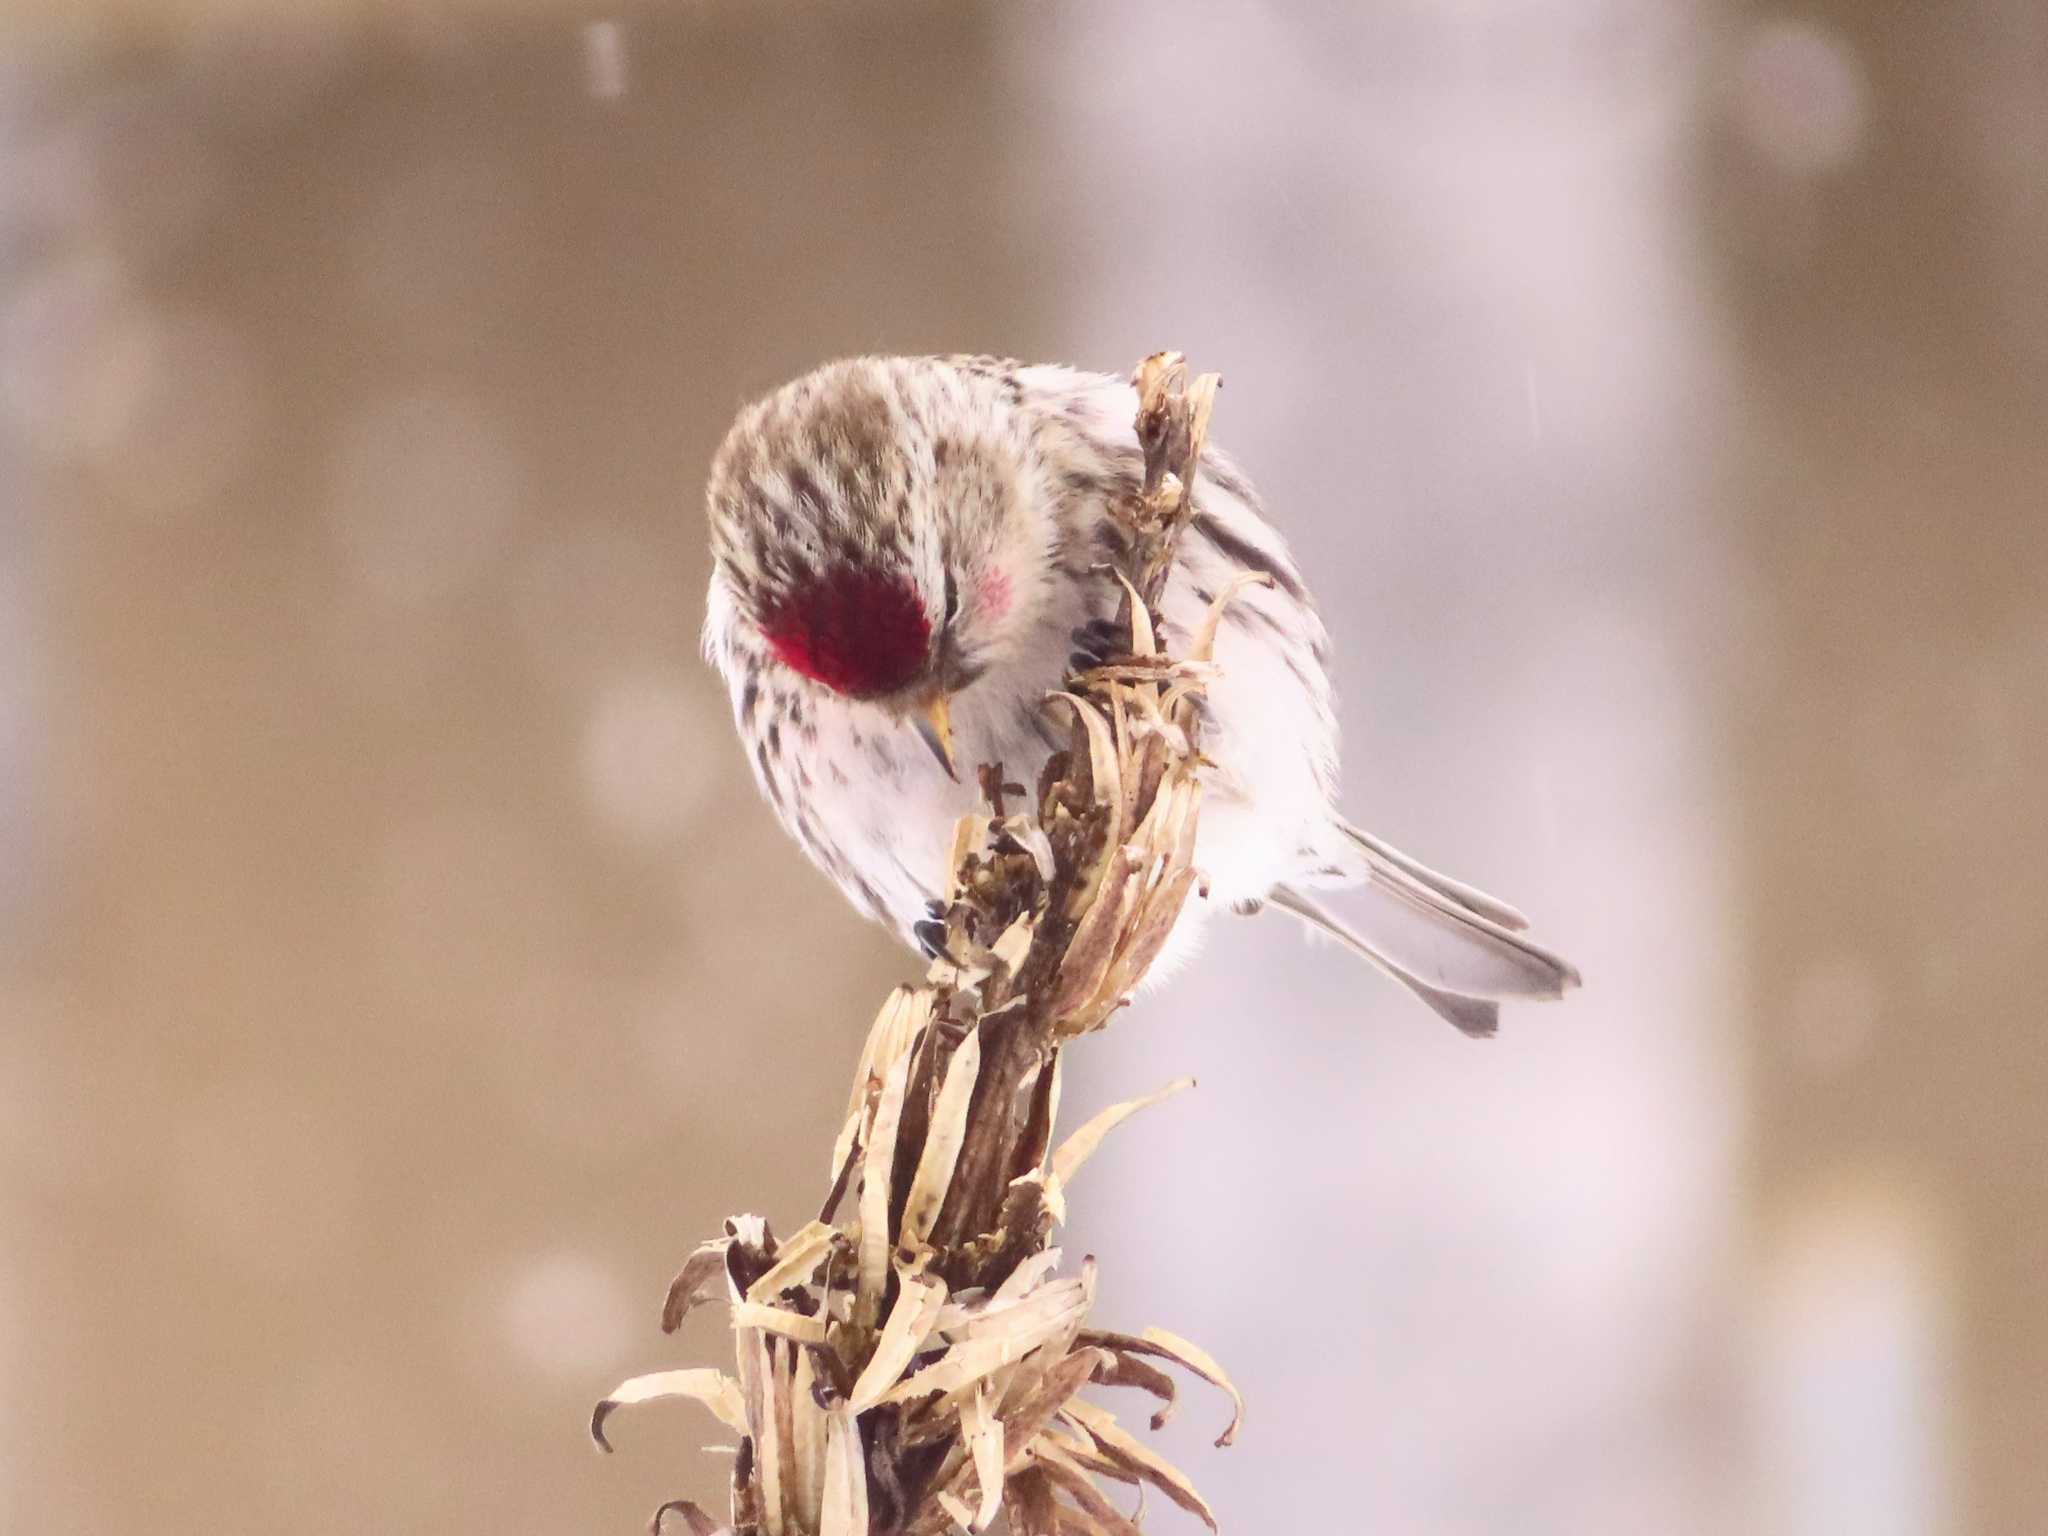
left=1, top=2, right=2043, bottom=1532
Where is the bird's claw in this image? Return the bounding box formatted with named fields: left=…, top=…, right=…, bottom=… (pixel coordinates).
left=1067, top=616, right=1126, bottom=674
left=914, top=899, right=954, bottom=962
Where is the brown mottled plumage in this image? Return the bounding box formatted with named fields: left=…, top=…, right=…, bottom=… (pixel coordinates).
left=703, top=356, right=1578, bottom=1034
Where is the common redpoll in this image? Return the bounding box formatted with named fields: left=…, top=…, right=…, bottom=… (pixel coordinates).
left=702, top=356, right=1579, bottom=1034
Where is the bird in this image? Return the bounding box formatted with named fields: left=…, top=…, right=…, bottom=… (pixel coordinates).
left=700, top=354, right=1579, bottom=1035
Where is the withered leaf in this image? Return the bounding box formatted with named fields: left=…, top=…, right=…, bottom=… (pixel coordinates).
left=728, top=1302, right=831, bottom=1347
left=819, top=1407, right=868, bottom=1536
left=1187, top=569, right=1272, bottom=666
left=855, top=1045, right=916, bottom=1327
left=743, top=1221, right=842, bottom=1306
left=1001, top=1468, right=1061, bottom=1536
left=749, top=1333, right=788, bottom=1536
left=962, top=1380, right=1005, bottom=1530
left=1086, top=1350, right=1178, bottom=1431
left=1062, top=1396, right=1217, bottom=1531
left=788, top=1347, right=826, bottom=1534
left=1022, top=1441, right=1144, bottom=1536
left=1047, top=1078, right=1194, bottom=1191
left=592, top=1369, right=748, bottom=1451
left=900, top=1025, right=984, bottom=1248
left=848, top=1264, right=948, bottom=1412
left=649, top=1499, right=724, bottom=1536
left=1078, top=1328, right=1243, bottom=1448
left=663, top=1240, right=732, bottom=1333
left=998, top=1346, right=1107, bottom=1470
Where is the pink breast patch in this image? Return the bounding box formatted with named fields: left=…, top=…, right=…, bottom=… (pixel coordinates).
left=975, top=566, right=1014, bottom=624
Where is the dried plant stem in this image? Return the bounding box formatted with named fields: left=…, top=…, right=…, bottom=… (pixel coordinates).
left=597, top=353, right=1246, bottom=1536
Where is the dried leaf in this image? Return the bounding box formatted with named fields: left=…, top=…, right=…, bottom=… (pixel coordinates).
left=1062, top=1396, right=1217, bottom=1531
left=1032, top=1055, right=1065, bottom=1177
left=1047, top=1078, right=1194, bottom=1190
left=856, top=1045, right=916, bottom=1327
left=901, top=1026, right=983, bottom=1247
left=1086, top=1351, right=1178, bottom=1431
left=743, top=1221, right=841, bottom=1306
left=1051, top=858, right=1140, bottom=1019
left=1049, top=693, right=1125, bottom=859
left=1138, top=1327, right=1241, bottom=1446
left=752, top=1337, right=788, bottom=1536
left=789, top=1347, right=826, bottom=1534
left=819, top=1407, right=868, bottom=1536
left=592, top=1369, right=749, bottom=1451
left=649, top=1499, right=724, bottom=1536
left=963, top=1380, right=1005, bottom=1530
left=1187, top=570, right=1271, bottom=666
left=1002, top=1468, right=1061, bottom=1536
left=989, top=1246, right=1063, bottom=1308
left=662, top=1240, right=732, bottom=1333
left=769, top=1341, right=800, bottom=1535
left=941, top=1275, right=1091, bottom=1360
left=935, top=1490, right=977, bottom=1532
left=997, top=1346, right=1107, bottom=1469
left=731, top=1440, right=764, bottom=1534
left=875, top=1334, right=1016, bottom=1408
left=1000, top=818, right=1057, bottom=883
left=946, top=813, right=991, bottom=901
left=1036, top=1171, right=1067, bottom=1229
left=1110, top=570, right=1157, bottom=662
left=1096, top=866, right=1199, bottom=1012
left=990, top=913, right=1037, bottom=973
left=1108, top=686, right=1135, bottom=816
left=835, top=988, right=932, bottom=1176
left=1023, top=1441, right=1144, bottom=1536
left=849, top=1265, right=949, bottom=1412
left=1038, top=1422, right=1139, bottom=1485
left=1079, top=1329, right=1243, bottom=1447
left=727, top=1302, right=831, bottom=1347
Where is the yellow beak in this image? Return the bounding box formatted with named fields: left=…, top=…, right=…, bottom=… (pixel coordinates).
left=915, top=692, right=958, bottom=780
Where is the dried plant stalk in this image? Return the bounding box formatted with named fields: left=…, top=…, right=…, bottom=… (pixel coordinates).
left=598, top=353, right=1245, bottom=1535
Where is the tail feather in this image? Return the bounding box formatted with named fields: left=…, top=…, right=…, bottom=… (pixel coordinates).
left=1330, top=823, right=1580, bottom=1001
left=1268, top=886, right=1501, bottom=1038
left=1338, top=820, right=1533, bottom=932
left=1343, top=864, right=1580, bottom=1001
left=1268, top=823, right=1580, bottom=1034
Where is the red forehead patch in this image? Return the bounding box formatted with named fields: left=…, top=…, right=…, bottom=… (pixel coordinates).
left=759, top=567, right=932, bottom=699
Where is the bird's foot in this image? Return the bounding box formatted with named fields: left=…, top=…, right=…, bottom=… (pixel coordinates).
left=1067, top=616, right=1128, bottom=674
left=914, top=897, right=954, bottom=962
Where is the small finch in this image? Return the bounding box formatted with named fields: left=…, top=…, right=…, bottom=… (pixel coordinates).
left=702, top=355, right=1579, bottom=1034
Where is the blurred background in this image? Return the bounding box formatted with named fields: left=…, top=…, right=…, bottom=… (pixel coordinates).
left=1, top=2, right=2043, bottom=1532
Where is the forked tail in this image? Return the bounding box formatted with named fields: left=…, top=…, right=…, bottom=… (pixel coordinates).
left=1269, top=821, right=1581, bottom=1037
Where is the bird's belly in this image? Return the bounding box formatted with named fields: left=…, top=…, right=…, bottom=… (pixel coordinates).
left=796, top=588, right=1337, bottom=960
left=806, top=691, right=1060, bottom=943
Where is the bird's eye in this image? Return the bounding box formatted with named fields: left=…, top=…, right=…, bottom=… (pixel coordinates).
left=942, top=570, right=960, bottom=626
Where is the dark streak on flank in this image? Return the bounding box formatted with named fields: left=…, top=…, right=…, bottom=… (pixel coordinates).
left=1192, top=511, right=1307, bottom=602
left=850, top=874, right=890, bottom=924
